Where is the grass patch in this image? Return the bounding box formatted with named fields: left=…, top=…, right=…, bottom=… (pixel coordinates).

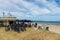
left=0, top=27, right=60, bottom=40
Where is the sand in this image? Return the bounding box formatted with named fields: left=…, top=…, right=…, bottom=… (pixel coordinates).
left=37, top=24, right=60, bottom=34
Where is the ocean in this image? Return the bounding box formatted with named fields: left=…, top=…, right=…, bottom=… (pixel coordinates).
left=32, top=21, right=60, bottom=25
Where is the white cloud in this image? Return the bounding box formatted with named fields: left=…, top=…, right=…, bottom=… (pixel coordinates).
left=30, top=8, right=50, bottom=15
left=0, top=0, right=60, bottom=21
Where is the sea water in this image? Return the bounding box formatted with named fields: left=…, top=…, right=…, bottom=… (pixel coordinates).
left=32, top=21, right=60, bottom=25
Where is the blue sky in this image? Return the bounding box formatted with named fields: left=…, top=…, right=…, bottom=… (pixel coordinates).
left=0, top=0, right=60, bottom=21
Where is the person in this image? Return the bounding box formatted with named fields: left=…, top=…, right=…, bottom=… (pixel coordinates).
left=5, top=24, right=11, bottom=31
left=34, top=23, right=37, bottom=27
left=31, top=23, right=35, bottom=28
left=20, top=22, right=26, bottom=31
left=14, top=23, right=20, bottom=33
left=46, top=27, right=49, bottom=31
left=29, top=23, right=31, bottom=27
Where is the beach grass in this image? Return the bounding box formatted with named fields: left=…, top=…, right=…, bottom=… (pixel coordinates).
left=0, top=27, right=60, bottom=40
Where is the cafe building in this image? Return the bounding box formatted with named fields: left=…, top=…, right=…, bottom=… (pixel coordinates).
left=0, top=13, right=16, bottom=26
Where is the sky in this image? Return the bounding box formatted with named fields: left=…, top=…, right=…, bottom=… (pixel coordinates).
left=0, top=0, right=60, bottom=21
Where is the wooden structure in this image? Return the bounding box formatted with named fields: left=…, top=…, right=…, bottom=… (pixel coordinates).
left=0, top=13, right=16, bottom=26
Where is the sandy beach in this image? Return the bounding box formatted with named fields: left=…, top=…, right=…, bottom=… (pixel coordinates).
left=37, top=24, right=60, bottom=34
